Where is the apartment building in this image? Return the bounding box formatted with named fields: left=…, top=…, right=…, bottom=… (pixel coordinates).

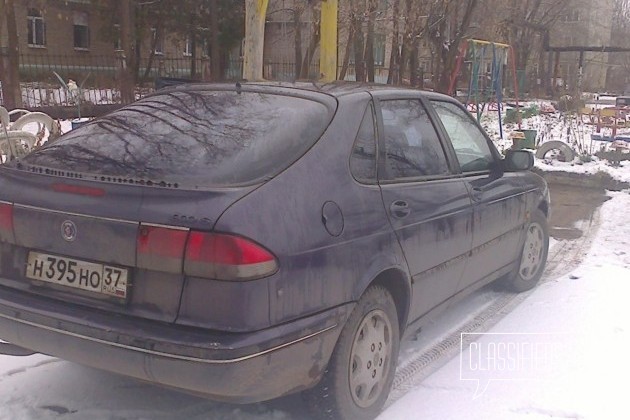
left=549, top=0, right=616, bottom=92
left=3, top=0, right=209, bottom=86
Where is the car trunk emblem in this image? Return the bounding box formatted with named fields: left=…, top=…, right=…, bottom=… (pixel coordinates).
left=61, top=220, right=77, bottom=242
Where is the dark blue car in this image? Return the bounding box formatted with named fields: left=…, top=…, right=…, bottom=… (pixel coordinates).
left=0, top=83, right=549, bottom=419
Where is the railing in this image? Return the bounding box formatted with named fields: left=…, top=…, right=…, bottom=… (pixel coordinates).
left=263, top=61, right=320, bottom=81
left=4, top=53, right=434, bottom=112
left=136, top=56, right=208, bottom=83
left=17, top=54, right=218, bottom=108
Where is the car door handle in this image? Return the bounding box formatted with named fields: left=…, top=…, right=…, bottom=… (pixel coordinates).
left=390, top=200, right=410, bottom=218
left=471, top=186, right=483, bottom=202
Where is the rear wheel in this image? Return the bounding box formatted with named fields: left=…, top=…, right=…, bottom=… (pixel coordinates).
left=505, top=209, right=549, bottom=292
left=303, top=285, right=400, bottom=420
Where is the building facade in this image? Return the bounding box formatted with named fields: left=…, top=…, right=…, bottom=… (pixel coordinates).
left=549, top=0, right=616, bottom=92
left=3, top=0, right=209, bottom=87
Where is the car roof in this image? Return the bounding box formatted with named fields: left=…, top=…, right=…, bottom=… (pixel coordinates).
left=152, top=80, right=454, bottom=102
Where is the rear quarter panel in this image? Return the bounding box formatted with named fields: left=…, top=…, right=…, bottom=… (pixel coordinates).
left=213, top=93, right=409, bottom=326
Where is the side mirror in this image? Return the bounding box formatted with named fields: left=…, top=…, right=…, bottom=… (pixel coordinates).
left=503, top=149, right=534, bottom=171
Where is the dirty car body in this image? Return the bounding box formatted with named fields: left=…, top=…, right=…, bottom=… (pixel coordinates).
left=0, top=83, right=549, bottom=419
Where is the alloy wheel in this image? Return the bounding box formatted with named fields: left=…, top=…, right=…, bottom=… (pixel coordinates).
left=348, top=309, right=393, bottom=408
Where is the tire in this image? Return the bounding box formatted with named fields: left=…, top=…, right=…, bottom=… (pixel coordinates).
left=534, top=140, right=576, bottom=162
left=505, top=209, right=550, bottom=292
left=303, top=285, right=400, bottom=420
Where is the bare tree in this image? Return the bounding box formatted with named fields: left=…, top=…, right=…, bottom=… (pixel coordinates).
left=300, top=2, right=321, bottom=79
left=386, top=0, right=401, bottom=84
left=609, top=0, right=630, bottom=91
left=497, top=0, right=571, bottom=95
left=426, top=0, right=479, bottom=93
left=244, top=0, right=269, bottom=80
left=350, top=0, right=367, bottom=82
left=0, top=0, right=23, bottom=109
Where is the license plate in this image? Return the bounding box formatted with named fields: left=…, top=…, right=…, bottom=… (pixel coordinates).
left=26, top=251, right=128, bottom=299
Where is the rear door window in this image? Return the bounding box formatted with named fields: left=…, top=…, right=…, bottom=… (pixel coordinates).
left=380, top=99, right=450, bottom=181
left=16, top=89, right=335, bottom=188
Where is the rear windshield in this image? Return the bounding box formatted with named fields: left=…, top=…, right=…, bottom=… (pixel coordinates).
left=16, top=89, right=335, bottom=188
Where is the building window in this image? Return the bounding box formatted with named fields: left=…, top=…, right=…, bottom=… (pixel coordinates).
left=184, top=37, right=193, bottom=56
left=562, top=10, right=580, bottom=22
left=73, top=11, right=90, bottom=49
left=151, top=27, right=164, bottom=55
left=347, top=36, right=386, bottom=67
left=27, top=8, right=46, bottom=47
left=113, top=23, right=122, bottom=50
left=374, top=34, right=386, bottom=67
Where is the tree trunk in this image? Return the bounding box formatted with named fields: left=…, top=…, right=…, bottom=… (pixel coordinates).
left=537, top=40, right=546, bottom=95
left=387, top=0, right=400, bottom=84
left=243, top=0, right=269, bottom=81
left=338, top=25, right=354, bottom=81
left=294, top=8, right=303, bottom=79
left=410, top=33, right=420, bottom=86
left=400, top=0, right=413, bottom=84
left=437, top=0, right=479, bottom=93
left=0, top=0, right=22, bottom=109
left=353, top=18, right=365, bottom=82
left=120, top=0, right=136, bottom=104
left=139, top=24, right=161, bottom=86
left=365, top=0, right=377, bottom=83
left=210, top=0, right=221, bottom=80
left=552, top=51, right=561, bottom=96
left=300, top=20, right=320, bottom=79
left=189, top=14, right=197, bottom=79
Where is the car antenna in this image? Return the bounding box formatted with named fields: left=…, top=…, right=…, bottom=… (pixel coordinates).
left=235, top=82, right=242, bottom=95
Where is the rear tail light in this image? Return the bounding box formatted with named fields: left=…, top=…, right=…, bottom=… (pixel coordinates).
left=184, top=232, right=278, bottom=281
left=0, top=202, right=15, bottom=243
left=137, top=224, right=189, bottom=274
left=136, top=224, right=277, bottom=281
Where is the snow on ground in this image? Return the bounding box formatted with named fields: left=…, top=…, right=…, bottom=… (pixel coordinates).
left=2, top=103, right=630, bottom=419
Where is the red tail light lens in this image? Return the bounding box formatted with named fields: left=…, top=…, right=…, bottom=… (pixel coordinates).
left=0, top=202, right=15, bottom=243
left=136, top=224, right=277, bottom=281
left=137, top=224, right=189, bottom=274
left=184, top=232, right=278, bottom=281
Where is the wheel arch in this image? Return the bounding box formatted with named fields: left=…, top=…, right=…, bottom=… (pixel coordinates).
left=538, top=199, right=549, bottom=218
left=365, top=268, right=411, bottom=336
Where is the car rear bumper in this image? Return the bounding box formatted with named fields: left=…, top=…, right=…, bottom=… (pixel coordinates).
left=0, top=286, right=351, bottom=403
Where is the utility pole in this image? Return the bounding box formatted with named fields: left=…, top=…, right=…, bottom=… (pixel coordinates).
left=320, top=0, right=338, bottom=82
left=243, top=0, right=337, bottom=82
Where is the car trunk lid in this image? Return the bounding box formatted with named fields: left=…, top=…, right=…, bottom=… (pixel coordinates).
left=0, top=168, right=256, bottom=323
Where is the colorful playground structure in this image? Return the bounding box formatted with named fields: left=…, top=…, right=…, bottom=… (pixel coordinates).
left=580, top=104, right=630, bottom=150
left=448, top=39, right=521, bottom=140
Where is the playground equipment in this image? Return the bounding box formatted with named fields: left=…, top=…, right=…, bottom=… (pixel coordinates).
left=579, top=105, right=630, bottom=157
left=0, top=106, right=61, bottom=161
left=580, top=107, right=630, bottom=142
left=448, top=39, right=520, bottom=140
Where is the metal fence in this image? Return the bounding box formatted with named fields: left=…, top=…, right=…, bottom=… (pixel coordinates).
left=16, top=54, right=219, bottom=109
left=19, top=54, right=120, bottom=109
left=6, top=53, right=422, bottom=112
left=263, top=61, right=320, bottom=81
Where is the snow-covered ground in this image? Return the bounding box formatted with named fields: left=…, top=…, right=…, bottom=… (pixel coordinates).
left=1, top=105, right=630, bottom=419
